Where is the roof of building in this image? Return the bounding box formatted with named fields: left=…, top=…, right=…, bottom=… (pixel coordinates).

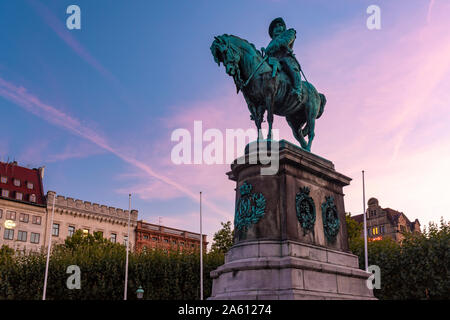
left=137, top=220, right=207, bottom=242
left=384, top=208, right=420, bottom=231
left=367, top=197, right=379, bottom=206
left=350, top=205, right=420, bottom=232
left=350, top=214, right=364, bottom=224
left=0, top=161, right=46, bottom=206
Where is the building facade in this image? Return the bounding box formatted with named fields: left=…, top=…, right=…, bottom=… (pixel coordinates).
left=0, top=161, right=47, bottom=252
left=351, top=197, right=421, bottom=243
left=45, top=191, right=138, bottom=249
left=135, top=220, right=207, bottom=253
left=1, top=161, right=207, bottom=254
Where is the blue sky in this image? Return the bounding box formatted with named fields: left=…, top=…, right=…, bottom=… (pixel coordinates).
left=1, top=0, right=449, bottom=242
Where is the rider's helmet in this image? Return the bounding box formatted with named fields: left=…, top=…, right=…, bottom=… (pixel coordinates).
left=269, top=17, right=286, bottom=38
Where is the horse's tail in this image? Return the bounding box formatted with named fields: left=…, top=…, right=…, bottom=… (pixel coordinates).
left=316, top=93, right=326, bottom=119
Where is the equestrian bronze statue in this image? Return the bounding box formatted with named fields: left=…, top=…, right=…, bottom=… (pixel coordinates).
left=210, top=17, right=326, bottom=152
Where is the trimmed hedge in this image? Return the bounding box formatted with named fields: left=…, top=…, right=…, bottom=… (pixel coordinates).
left=0, top=231, right=224, bottom=300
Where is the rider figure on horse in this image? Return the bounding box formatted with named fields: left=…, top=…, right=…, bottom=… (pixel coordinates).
left=264, top=17, right=303, bottom=101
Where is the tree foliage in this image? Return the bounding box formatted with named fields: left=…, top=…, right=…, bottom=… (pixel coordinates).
left=0, top=232, right=224, bottom=300
left=210, top=221, right=234, bottom=254
left=346, top=217, right=450, bottom=299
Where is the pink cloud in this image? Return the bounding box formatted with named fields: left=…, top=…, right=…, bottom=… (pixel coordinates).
left=427, top=0, right=435, bottom=23
left=296, top=2, right=450, bottom=226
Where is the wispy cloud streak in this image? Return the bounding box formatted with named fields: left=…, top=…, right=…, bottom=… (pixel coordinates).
left=0, top=76, right=230, bottom=219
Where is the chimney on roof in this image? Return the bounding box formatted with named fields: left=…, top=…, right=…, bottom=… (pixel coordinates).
left=39, top=166, right=45, bottom=180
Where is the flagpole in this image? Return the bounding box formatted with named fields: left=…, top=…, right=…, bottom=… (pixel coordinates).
left=362, top=170, right=368, bottom=271
left=43, top=193, right=56, bottom=300
left=124, top=194, right=131, bottom=300
left=200, top=191, right=203, bottom=300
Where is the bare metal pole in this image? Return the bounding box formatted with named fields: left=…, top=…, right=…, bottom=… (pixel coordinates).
left=200, top=191, right=203, bottom=300
left=43, top=194, right=56, bottom=300
left=124, top=194, right=131, bottom=300
left=362, top=170, right=368, bottom=271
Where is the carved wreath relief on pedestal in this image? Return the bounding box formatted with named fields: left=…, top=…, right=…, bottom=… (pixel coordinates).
left=321, top=196, right=340, bottom=242
left=234, top=181, right=266, bottom=232
left=295, top=186, right=316, bottom=235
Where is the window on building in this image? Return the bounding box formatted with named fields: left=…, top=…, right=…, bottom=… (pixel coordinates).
left=30, top=232, right=40, bottom=244
left=2, top=189, right=9, bottom=197
left=152, top=237, right=158, bottom=241
left=27, top=182, right=34, bottom=190
left=380, top=225, right=385, bottom=234
left=6, top=211, right=16, bottom=220
left=4, top=229, right=14, bottom=240
left=124, top=235, right=129, bottom=246
left=110, top=233, right=117, bottom=243
left=191, top=244, right=195, bottom=248
left=29, top=194, right=36, bottom=203
left=17, top=230, right=27, bottom=242
left=13, top=179, right=20, bottom=187
left=371, top=227, right=379, bottom=235
left=164, top=239, right=169, bottom=243
left=400, top=225, right=406, bottom=233
left=52, top=223, right=60, bottom=236
left=15, top=192, right=23, bottom=201
left=143, top=234, right=149, bottom=240
left=19, top=213, right=29, bottom=223
left=180, top=242, right=184, bottom=246
left=32, top=215, right=41, bottom=225
left=0, top=176, right=7, bottom=184
left=172, top=240, right=177, bottom=244
left=68, top=226, right=75, bottom=237
left=82, top=229, right=89, bottom=235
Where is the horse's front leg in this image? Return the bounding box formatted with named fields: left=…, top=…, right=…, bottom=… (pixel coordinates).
left=265, top=96, right=274, bottom=140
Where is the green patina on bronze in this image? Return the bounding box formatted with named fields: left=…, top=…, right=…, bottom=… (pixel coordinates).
left=234, top=181, right=266, bottom=232
left=295, top=186, right=316, bottom=235
left=321, top=196, right=340, bottom=242
left=210, top=17, right=327, bottom=152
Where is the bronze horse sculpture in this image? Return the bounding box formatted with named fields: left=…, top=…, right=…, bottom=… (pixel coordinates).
left=210, top=34, right=326, bottom=152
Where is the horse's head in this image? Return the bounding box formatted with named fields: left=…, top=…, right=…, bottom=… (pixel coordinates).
left=211, top=35, right=242, bottom=84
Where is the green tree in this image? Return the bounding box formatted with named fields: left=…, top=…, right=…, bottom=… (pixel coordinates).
left=345, top=212, right=363, bottom=240
left=345, top=213, right=364, bottom=253
left=0, top=245, right=14, bottom=264
left=211, top=221, right=234, bottom=254
left=61, top=230, right=117, bottom=251
left=348, top=218, right=450, bottom=299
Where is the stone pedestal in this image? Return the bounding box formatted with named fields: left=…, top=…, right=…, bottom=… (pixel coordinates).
left=209, top=140, right=375, bottom=300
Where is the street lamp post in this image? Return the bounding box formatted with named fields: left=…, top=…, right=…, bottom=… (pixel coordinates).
left=43, top=194, right=56, bottom=300
left=124, top=194, right=131, bottom=300
left=199, top=191, right=203, bottom=301
left=362, top=170, right=368, bottom=272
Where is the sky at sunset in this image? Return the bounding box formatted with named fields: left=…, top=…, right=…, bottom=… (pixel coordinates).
left=1, top=0, right=449, bottom=245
